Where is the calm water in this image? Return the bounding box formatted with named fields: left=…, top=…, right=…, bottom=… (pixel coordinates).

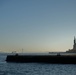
left=0, top=53, right=76, bottom=75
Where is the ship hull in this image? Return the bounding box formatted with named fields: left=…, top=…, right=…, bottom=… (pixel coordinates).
left=6, top=55, right=76, bottom=64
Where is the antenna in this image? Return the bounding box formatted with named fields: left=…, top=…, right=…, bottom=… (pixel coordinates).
left=74, top=36, right=76, bottom=44
left=22, top=48, right=23, bottom=53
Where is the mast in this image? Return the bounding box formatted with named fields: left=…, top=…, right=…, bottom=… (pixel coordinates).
left=74, top=36, right=76, bottom=44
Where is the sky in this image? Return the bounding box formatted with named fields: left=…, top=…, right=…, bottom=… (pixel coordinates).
left=0, top=0, right=76, bottom=53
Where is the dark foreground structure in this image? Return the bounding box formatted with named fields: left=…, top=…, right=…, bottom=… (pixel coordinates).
left=6, top=54, right=76, bottom=64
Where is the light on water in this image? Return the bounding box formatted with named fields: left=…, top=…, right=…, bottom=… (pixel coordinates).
left=0, top=53, right=76, bottom=75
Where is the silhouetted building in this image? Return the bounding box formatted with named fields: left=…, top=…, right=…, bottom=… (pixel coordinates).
left=66, top=36, right=76, bottom=52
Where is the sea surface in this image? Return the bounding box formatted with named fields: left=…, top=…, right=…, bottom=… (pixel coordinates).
left=0, top=53, right=76, bottom=75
